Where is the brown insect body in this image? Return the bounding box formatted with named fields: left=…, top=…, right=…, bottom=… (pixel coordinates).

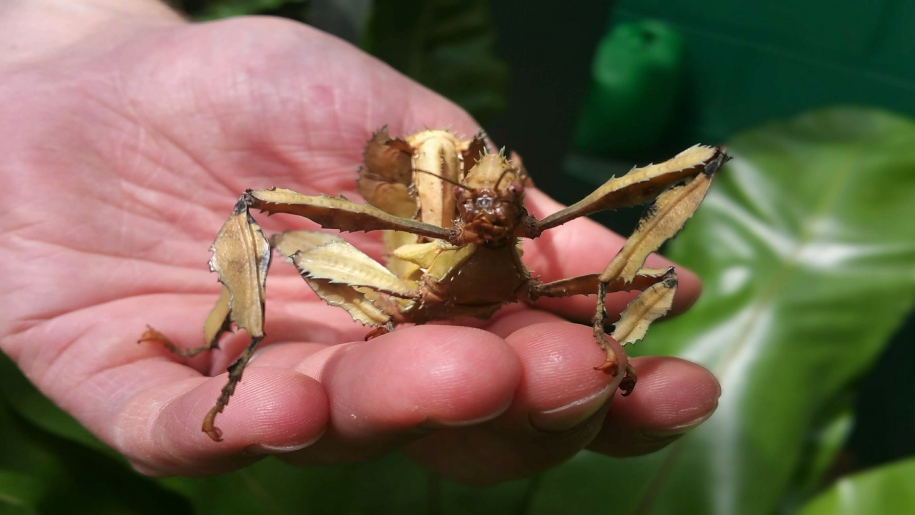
left=452, top=153, right=526, bottom=246
left=357, top=130, right=530, bottom=325
left=141, top=127, right=730, bottom=441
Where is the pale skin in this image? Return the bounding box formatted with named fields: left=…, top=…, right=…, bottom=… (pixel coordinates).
left=0, top=0, right=720, bottom=483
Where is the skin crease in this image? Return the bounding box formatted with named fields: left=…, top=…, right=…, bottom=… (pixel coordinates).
left=0, top=0, right=720, bottom=483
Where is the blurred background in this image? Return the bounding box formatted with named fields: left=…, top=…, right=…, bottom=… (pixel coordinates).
left=3, top=1, right=914, bottom=514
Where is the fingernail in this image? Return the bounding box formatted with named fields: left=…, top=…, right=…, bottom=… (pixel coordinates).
left=418, top=397, right=513, bottom=430
left=529, top=384, right=614, bottom=433
left=640, top=409, right=715, bottom=439
left=244, top=430, right=324, bottom=455
left=422, top=412, right=502, bottom=429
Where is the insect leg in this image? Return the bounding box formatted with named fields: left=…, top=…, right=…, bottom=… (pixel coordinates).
left=528, top=268, right=673, bottom=301
left=582, top=168, right=718, bottom=394
left=529, top=268, right=674, bottom=395
left=201, top=334, right=263, bottom=442
left=140, top=196, right=271, bottom=441
left=273, top=230, right=421, bottom=330
left=530, top=146, right=728, bottom=235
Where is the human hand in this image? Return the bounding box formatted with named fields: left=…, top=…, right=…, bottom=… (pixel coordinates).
left=0, top=1, right=719, bottom=484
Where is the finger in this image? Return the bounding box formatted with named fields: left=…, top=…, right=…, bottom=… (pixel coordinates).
left=403, top=321, right=624, bottom=485
left=277, top=325, right=522, bottom=466
left=522, top=188, right=702, bottom=320
left=484, top=304, right=567, bottom=338
left=118, top=365, right=330, bottom=476
left=588, top=356, right=720, bottom=457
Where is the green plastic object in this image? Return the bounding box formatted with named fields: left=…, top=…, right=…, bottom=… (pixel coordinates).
left=572, top=20, right=684, bottom=156
left=597, top=0, right=915, bottom=154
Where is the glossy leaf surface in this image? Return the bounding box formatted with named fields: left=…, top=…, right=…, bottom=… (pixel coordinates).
left=796, top=458, right=915, bottom=515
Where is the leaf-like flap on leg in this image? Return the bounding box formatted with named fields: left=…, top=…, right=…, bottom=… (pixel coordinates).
left=462, top=131, right=488, bottom=174
left=391, top=241, right=439, bottom=269
left=203, top=284, right=232, bottom=347
left=599, top=165, right=719, bottom=284
left=302, top=278, right=394, bottom=326
left=362, top=127, right=413, bottom=180
left=291, top=240, right=415, bottom=298
left=285, top=239, right=416, bottom=326
left=383, top=230, right=423, bottom=279
left=246, top=188, right=453, bottom=241
left=273, top=230, right=345, bottom=260
left=209, top=197, right=271, bottom=338
left=537, top=146, right=728, bottom=232
left=391, top=240, right=454, bottom=269
left=358, top=127, right=417, bottom=218
left=611, top=269, right=678, bottom=345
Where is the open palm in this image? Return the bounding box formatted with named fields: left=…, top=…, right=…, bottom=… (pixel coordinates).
left=0, top=15, right=718, bottom=483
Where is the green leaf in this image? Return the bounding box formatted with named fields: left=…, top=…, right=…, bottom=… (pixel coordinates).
left=363, top=0, right=508, bottom=121
left=160, top=452, right=433, bottom=515
left=157, top=451, right=536, bottom=515
left=0, top=354, right=107, bottom=454
left=530, top=107, right=915, bottom=514
left=781, top=400, right=854, bottom=513
left=0, top=356, right=194, bottom=515
left=181, top=0, right=307, bottom=20
left=0, top=470, right=42, bottom=514
left=796, top=458, right=915, bottom=515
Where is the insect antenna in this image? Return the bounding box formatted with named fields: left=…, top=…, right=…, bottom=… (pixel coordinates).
left=413, top=168, right=473, bottom=192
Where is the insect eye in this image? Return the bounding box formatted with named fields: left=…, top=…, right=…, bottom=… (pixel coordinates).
left=453, top=186, right=463, bottom=198
left=508, top=182, right=523, bottom=196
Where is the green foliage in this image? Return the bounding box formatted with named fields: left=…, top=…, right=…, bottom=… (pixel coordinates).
left=362, top=0, right=508, bottom=122
left=156, top=451, right=538, bottom=515
left=179, top=0, right=307, bottom=20
left=0, top=359, right=193, bottom=515
left=0, top=470, right=42, bottom=515
left=797, top=457, right=915, bottom=515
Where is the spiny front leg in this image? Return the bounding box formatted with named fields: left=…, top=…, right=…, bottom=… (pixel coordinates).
left=246, top=188, right=453, bottom=241
left=588, top=166, right=718, bottom=394
left=140, top=196, right=271, bottom=441
left=531, top=146, right=728, bottom=234
left=203, top=335, right=263, bottom=442
left=598, top=164, right=720, bottom=285
left=529, top=148, right=728, bottom=394
left=201, top=198, right=271, bottom=441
